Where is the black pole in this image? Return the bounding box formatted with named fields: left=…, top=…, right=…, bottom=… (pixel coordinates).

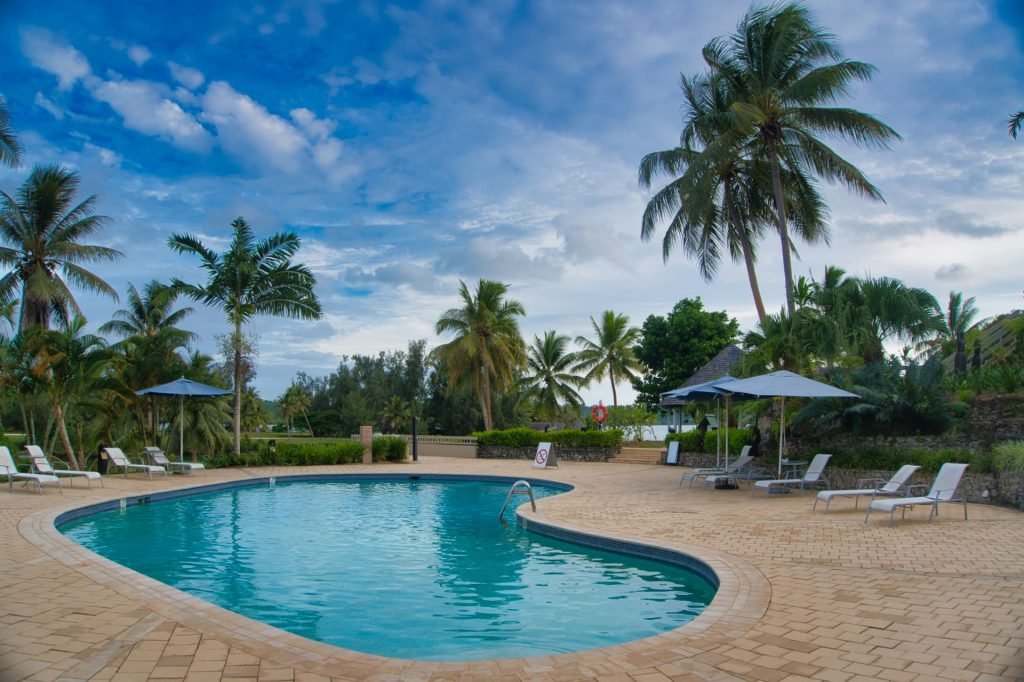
left=411, top=416, right=419, bottom=462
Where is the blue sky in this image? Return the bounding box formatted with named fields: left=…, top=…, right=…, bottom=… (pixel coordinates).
left=2, top=0, right=1023, bottom=404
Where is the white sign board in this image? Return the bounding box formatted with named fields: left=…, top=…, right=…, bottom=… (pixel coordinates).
left=665, top=440, right=680, bottom=465
left=533, top=442, right=556, bottom=468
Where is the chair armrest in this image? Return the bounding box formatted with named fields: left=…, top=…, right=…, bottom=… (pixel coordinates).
left=0, top=464, right=13, bottom=474
left=906, top=484, right=930, bottom=496
left=857, top=477, right=883, bottom=488
left=929, top=488, right=959, bottom=501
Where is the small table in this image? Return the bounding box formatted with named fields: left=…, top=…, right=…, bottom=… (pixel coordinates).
left=780, top=460, right=807, bottom=476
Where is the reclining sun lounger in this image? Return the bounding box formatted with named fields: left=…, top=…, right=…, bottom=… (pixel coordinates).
left=752, top=453, right=832, bottom=497
left=144, top=447, right=206, bottom=475
left=679, top=447, right=752, bottom=487
left=864, top=463, right=969, bottom=526
left=25, top=445, right=103, bottom=489
left=102, top=447, right=167, bottom=479
left=0, top=446, right=61, bottom=494
left=813, top=464, right=918, bottom=512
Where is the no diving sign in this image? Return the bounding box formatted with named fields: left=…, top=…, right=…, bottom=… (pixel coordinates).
left=533, top=441, right=557, bottom=468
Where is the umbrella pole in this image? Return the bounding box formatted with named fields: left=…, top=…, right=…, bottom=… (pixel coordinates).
left=180, top=395, right=185, bottom=467
left=778, top=396, right=786, bottom=479
left=724, top=395, right=730, bottom=471
left=716, top=399, right=722, bottom=468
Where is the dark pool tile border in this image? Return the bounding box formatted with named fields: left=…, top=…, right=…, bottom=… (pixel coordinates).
left=519, top=516, right=719, bottom=589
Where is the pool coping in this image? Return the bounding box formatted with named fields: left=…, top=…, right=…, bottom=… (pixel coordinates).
left=21, top=472, right=771, bottom=679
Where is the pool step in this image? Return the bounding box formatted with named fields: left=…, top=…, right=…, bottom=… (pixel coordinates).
left=608, top=447, right=665, bottom=465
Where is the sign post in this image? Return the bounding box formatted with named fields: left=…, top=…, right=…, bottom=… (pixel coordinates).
left=532, top=441, right=557, bottom=468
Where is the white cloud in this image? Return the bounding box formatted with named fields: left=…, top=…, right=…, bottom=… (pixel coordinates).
left=91, top=78, right=213, bottom=152
left=20, top=26, right=91, bottom=90
left=83, top=142, right=122, bottom=167
left=127, top=45, right=152, bottom=66
left=33, top=92, right=65, bottom=119
left=168, top=61, right=205, bottom=89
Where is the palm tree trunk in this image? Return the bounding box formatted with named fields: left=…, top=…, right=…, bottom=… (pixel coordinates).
left=302, top=410, right=314, bottom=437
left=480, top=368, right=493, bottom=431
left=233, top=321, right=242, bottom=456
left=53, top=402, right=82, bottom=469
left=609, top=367, right=618, bottom=407
left=767, top=140, right=795, bottom=317
left=725, top=185, right=767, bottom=323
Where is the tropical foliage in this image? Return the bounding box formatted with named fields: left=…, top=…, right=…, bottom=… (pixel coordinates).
left=521, top=331, right=583, bottom=422
left=573, top=310, right=645, bottom=407
left=0, top=95, right=22, bottom=168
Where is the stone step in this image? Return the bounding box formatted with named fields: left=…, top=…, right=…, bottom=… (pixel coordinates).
left=608, top=447, right=665, bottom=465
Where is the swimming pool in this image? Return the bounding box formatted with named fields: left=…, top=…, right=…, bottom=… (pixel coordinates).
left=59, top=476, right=716, bottom=660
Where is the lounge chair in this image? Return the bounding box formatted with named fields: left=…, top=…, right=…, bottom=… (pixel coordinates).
left=813, top=464, right=919, bottom=512
left=102, top=447, right=167, bottom=479
left=865, top=463, right=969, bottom=526
left=25, top=445, right=103, bottom=489
left=679, top=447, right=753, bottom=487
left=144, top=447, right=206, bottom=475
left=0, top=446, right=61, bottom=494
left=752, top=453, right=832, bottom=497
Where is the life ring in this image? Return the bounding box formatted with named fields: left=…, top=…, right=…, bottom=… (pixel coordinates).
left=591, top=404, right=608, bottom=423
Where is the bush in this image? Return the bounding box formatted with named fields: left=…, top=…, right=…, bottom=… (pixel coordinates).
left=372, top=436, right=408, bottom=462
left=993, top=440, right=1024, bottom=472
left=826, top=447, right=989, bottom=475
left=276, top=440, right=364, bottom=465
left=666, top=430, right=703, bottom=451
left=666, top=428, right=753, bottom=455
left=474, top=428, right=623, bottom=448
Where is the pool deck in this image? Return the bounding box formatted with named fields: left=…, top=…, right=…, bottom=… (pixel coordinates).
left=2, top=457, right=1022, bottom=681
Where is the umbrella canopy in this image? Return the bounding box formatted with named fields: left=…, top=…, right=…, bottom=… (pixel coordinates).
left=660, top=375, right=742, bottom=469
left=712, top=370, right=858, bottom=477
left=136, top=377, right=232, bottom=465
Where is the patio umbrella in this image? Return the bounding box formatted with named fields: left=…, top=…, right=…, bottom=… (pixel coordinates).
left=661, top=376, right=740, bottom=469
left=712, top=370, right=858, bottom=478
left=136, top=377, right=232, bottom=467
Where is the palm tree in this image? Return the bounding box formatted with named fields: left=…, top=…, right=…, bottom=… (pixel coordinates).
left=704, top=2, right=900, bottom=316
left=1009, top=111, right=1024, bottom=139
left=380, top=395, right=413, bottom=432
left=0, top=95, right=22, bottom=167
left=522, top=331, right=584, bottom=422
left=640, top=72, right=828, bottom=324
left=433, top=279, right=527, bottom=431
left=573, top=311, right=645, bottom=406
left=0, top=165, right=122, bottom=331
left=917, top=291, right=983, bottom=361
left=279, top=383, right=313, bottom=434
left=169, top=217, right=322, bottom=455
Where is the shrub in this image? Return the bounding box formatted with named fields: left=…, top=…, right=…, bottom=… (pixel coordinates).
left=666, top=430, right=703, bottom=451
left=275, top=440, right=363, bottom=466
left=667, top=428, right=752, bottom=455
left=372, top=436, right=408, bottom=462
left=993, top=440, right=1024, bottom=472
left=826, top=447, right=989, bottom=474
left=474, top=428, right=623, bottom=448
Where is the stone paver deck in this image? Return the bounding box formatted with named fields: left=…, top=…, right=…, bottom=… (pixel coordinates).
left=1, top=457, right=1022, bottom=681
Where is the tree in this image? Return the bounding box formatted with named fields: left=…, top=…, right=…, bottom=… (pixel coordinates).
left=640, top=72, right=827, bottom=324
left=379, top=395, right=413, bottom=432
left=916, top=291, right=982, bottom=360
left=0, top=95, right=22, bottom=168
left=279, top=382, right=313, bottom=433
left=1009, top=111, right=1024, bottom=139
left=433, top=279, right=527, bottom=431
left=631, top=298, right=740, bottom=409
left=574, top=310, right=645, bottom=407
left=0, top=165, right=122, bottom=332
left=705, top=2, right=900, bottom=316
left=522, top=331, right=584, bottom=422
left=169, top=217, right=322, bottom=455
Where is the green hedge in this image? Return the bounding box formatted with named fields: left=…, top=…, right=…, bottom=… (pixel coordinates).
left=372, top=436, right=408, bottom=462
left=825, top=447, right=990, bottom=475
left=992, top=440, right=1024, bottom=472
left=205, top=437, right=407, bottom=468
left=473, top=428, right=623, bottom=448
left=666, top=428, right=753, bottom=455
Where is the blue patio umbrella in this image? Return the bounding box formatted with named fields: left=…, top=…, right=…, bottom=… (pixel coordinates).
left=136, top=378, right=232, bottom=467
left=712, top=370, right=858, bottom=478
left=660, top=376, right=741, bottom=468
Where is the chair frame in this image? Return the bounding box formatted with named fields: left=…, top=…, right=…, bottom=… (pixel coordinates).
left=102, top=447, right=167, bottom=479
left=753, top=454, right=832, bottom=497
left=144, top=447, right=206, bottom=475
left=679, top=447, right=753, bottom=487
left=25, top=445, right=103, bottom=489
left=813, top=464, right=919, bottom=512
left=1, top=446, right=61, bottom=494
left=864, top=463, right=969, bottom=526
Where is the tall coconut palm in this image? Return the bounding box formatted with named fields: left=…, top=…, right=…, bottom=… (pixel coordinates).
left=704, top=2, right=900, bottom=316
left=169, top=217, right=322, bottom=455
left=916, top=291, right=983, bottom=360
left=0, top=95, right=22, bottom=168
left=1009, top=111, right=1024, bottom=139
left=522, top=331, right=584, bottom=422
left=573, top=311, right=645, bottom=407
left=280, top=382, right=314, bottom=434
left=640, top=72, right=828, bottom=324
left=0, top=165, right=122, bottom=331
left=433, top=279, right=527, bottom=431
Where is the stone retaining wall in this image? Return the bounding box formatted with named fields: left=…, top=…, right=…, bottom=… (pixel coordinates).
left=477, top=445, right=616, bottom=462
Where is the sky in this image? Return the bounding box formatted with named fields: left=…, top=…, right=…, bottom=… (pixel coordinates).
left=1, top=0, right=1023, bottom=406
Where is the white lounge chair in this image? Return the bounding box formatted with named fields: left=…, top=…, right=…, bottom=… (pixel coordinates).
left=25, top=445, right=103, bottom=489
left=102, top=447, right=167, bottom=479
left=144, top=447, right=206, bottom=475
left=865, top=463, right=969, bottom=526
left=0, top=446, right=61, bottom=494
left=813, top=464, right=919, bottom=512
left=679, top=447, right=753, bottom=487
left=753, top=453, right=832, bottom=497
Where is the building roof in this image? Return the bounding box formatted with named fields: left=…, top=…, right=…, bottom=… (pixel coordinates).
left=679, top=344, right=742, bottom=388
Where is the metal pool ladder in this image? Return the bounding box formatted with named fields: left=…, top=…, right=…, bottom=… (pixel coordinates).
left=499, top=480, right=536, bottom=520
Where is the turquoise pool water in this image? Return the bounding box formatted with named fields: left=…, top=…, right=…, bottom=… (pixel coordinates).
left=60, top=478, right=716, bottom=660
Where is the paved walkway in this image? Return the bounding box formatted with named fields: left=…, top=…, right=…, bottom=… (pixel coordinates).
left=1, top=458, right=1022, bottom=681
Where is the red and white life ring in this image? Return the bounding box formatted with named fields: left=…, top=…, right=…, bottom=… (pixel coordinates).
left=591, top=404, right=609, bottom=423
